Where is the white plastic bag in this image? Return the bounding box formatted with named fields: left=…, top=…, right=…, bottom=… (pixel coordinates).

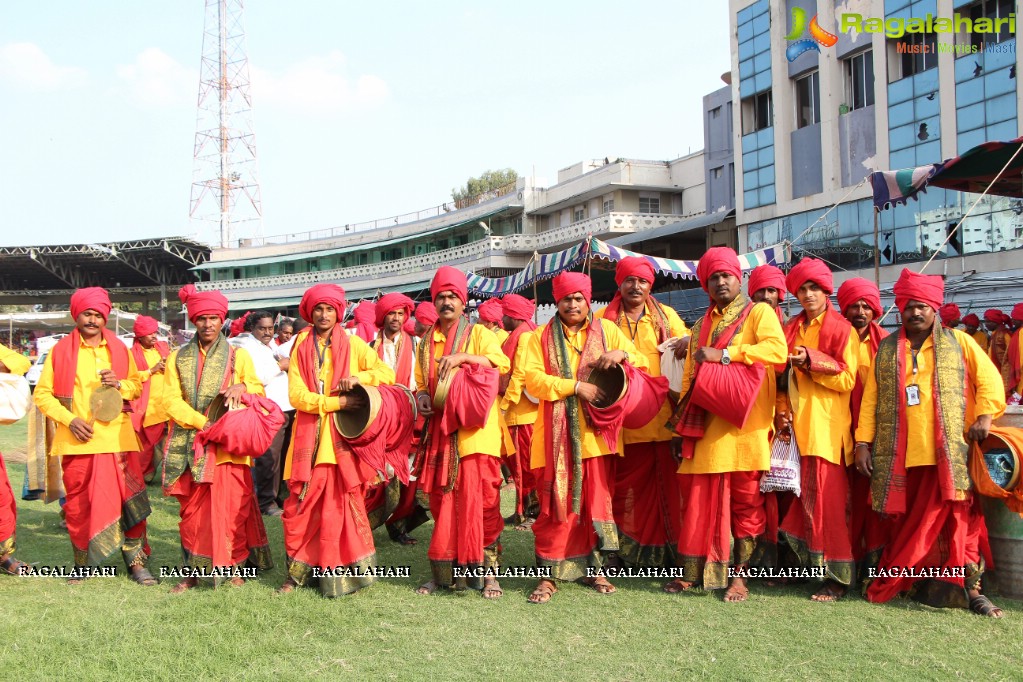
left=760, top=434, right=801, bottom=496
left=657, top=337, right=686, bottom=393
left=0, top=372, right=32, bottom=425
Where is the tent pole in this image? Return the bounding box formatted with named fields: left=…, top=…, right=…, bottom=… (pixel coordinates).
left=532, top=251, right=539, bottom=324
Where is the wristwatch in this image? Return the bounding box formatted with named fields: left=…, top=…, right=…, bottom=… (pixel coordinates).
left=720, top=348, right=731, bottom=366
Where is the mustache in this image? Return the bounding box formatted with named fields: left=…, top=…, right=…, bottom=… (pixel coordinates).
left=440, top=306, right=455, bottom=313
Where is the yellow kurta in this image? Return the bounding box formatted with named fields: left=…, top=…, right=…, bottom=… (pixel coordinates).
left=414, top=323, right=509, bottom=458
left=1009, top=330, right=1023, bottom=395
left=971, top=330, right=989, bottom=353
left=136, top=345, right=169, bottom=426
left=678, top=301, right=787, bottom=475
left=856, top=329, right=1006, bottom=467
left=0, top=343, right=31, bottom=375
left=163, top=345, right=264, bottom=467
left=524, top=318, right=646, bottom=469
left=990, top=328, right=1011, bottom=370
left=495, top=328, right=510, bottom=345
left=285, top=331, right=395, bottom=477
left=500, top=329, right=540, bottom=426
left=34, top=336, right=142, bottom=456
left=594, top=301, right=688, bottom=443
left=785, top=314, right=859, bottom=466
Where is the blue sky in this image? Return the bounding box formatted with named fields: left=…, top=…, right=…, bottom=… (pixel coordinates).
left=0, top=1, right=730, bottom=247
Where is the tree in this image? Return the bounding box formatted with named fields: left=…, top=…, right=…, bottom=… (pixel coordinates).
left=451, top=168, right=518, bottom=204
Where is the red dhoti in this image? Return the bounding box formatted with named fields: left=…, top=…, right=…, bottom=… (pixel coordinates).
left=427, top=453, right=503, bottom=589
left=677, top=470, right=765, bottom=590
left=61, top=453, right=150, bottom=567
left=780, top=455, right=854, bottom=585
left=135, top=421, right=166, bottom=482
left=614, top=441, right=682, bottom=568
left=503, top=424, right=537, bottom=518
left=866, top=465, right=986, bottom=608
left=533, top=455, right=618, bottom=581
left=283, top=462, right=377, bottom=596
left=754, top=490, right=796, bottom=570
left=0, top=454, right=17, bottom=556
left=847, top=464, right=890, bottom=573
left=167, top=463, right=272, bottom=583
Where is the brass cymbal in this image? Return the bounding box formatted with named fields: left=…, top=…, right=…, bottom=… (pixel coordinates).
left=89, top=384, right=123, bottom=423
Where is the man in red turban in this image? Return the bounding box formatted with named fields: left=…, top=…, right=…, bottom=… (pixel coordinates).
left=938, top=303, right=961, bottom=329
left=476, top=298, right=508, bottom=344
left=413, top=301, right=439, bottom=338
left=0, top=341, right=33, bottom=575
left=161, top=286, right=272, bottom=591
left=498, top=294, right=540, bottom=529
left=664, top=248, right=786, bottom=602
left=130, top=315, right=170, bottom=483
left=747, top=264, right=787, bottom=321
left=415, top=266, right=510, bottom=599
left=34, top=288, right=156, bottom=585
left=984, top=308, right=1012, bottom=378
left=367, top=292, right=428, bottom=545
left=523, top=272, right=646, bottom=603
left=855, top=268, right=1005, bottom=616
left=596, top=256, right=689, bottom=570
left=776, top=258, right=859, bottom=602
left=836, top=277, right=890, bottom=575
left=960, top=313, right=988, bottom=352
left=278, top=283, right=396, bottom=597
left=352, top=301, right=378, bottom=344
left=1004, top=303, right=1023, bottom=404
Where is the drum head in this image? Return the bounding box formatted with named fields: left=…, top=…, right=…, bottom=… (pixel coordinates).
left=584, top=364, right=627, bottom=410
left=89, top=384, right=123, bottom=423
left=432, top=367, right=461, bottom=410
left=205, top=397, right=230, bottom=425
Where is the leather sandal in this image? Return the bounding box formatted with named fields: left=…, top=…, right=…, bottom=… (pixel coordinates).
left=128, top=565, right=159, bottom=587
left=527, top=579, right=557, bottom=604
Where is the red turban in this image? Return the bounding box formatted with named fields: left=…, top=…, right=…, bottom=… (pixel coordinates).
left=551, top=272, right=592, bottom=305
left=1001, top=312, right=1012, bottom=326
left=984, top=309, right=1004, bottom=323
left=403, top=318, right=417, bottom=336
left=747, top=264, right=787, bottom=300
left=836, top=278, right=882, bottom=318
left=893, top=269, right=943, bottom=313
left=177, top=284, right=228, bottom=323
left=431, top=265, right=468, bottom=305
left=1012, top=303, right=1023, bottom=322
left=353, top=301, right=377, bottom=343
left=695, top=247, right=741, bottom=292
left=477, top=298, right=504, bottom=323
left=415, top=301, right=439, bottom=326
left=614, top=256, right=656, bottom=287
left=938, top=303, right=961, bottom=326
left=229, top=311, right=251, bottom=337
left=70, top=287, right=112, bottom=321
left=502, top=294, right=535, bottom=322
left=133, top=315, right=159, bottom=338
left=786, top=257, right=833, bottom=296
left=375, top=293, right=414, bottom=328
left=299, top=283, right=347, bottom=324
left=961, top=313, right=980, bottom=327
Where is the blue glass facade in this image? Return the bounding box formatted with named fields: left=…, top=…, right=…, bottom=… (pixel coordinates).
left=954, top=37, right=1018, bottom=152
left=738, top=0, right=774, bottom=209
left=886, top=0, right=941, bottom=169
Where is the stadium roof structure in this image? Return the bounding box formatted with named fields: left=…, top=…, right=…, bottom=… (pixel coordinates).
left=0, top=237, right=209, bottom=305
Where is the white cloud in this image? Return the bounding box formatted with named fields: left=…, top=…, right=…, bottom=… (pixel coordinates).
left=251, top=50, right=390, bottom=114
left=116, top=47, right=194, bottom=108
left=0, top=42, right=88, bottom=91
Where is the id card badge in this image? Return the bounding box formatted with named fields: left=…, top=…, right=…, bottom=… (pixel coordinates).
left=905, top=384, right=921, bottom=406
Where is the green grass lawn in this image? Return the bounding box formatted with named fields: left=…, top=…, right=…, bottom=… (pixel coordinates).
left=2, top=421, right=1022, bottom=681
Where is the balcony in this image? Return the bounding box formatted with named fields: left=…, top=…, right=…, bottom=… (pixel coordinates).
left=493, top=212, right=683, bottom=254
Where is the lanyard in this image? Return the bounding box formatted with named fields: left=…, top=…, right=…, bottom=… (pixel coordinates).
left=910, top=346, right=921, bottom=377
left=623, top=309, right=644, bottom=340
left=316, top=337, right=331, bottom=394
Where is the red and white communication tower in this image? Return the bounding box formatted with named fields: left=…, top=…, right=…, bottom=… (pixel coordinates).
left=190, top=0, right=263, bottom=249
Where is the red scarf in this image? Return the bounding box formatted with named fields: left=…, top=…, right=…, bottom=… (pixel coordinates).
left=130, top=340, right=169, bottom=430
left=290, top=326, right=351, bottom=484
left=374, top=330, right=414, bottom=388
left=51, top=328, right=130, bottom=406
left=850, top=322, right=888, bottom=434
left=783, top=302, right=853, bottom=375
left=501, top=319, right=537, bottom=367
left=602, top=295, right=669, bottom=345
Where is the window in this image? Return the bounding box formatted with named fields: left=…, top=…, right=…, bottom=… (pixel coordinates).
left=962, top=0, right=1015, bottom=50
left=711, top=167, right=723, bottom=179
left=741, top=90, right=773, bottom=134
left=795, top=71, right=821, bottom=128
left=845, top=50, right=875, bottom=111
left=638, top=195, right=660, bottom=213
left=573, top=207, right=585, bottom=222
left=892, top=33, right=937, bottom=80
left=602, top=196, right=615, bottom=214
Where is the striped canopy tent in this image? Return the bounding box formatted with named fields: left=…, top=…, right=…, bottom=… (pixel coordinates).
left=467, top=237, right=790, bottom=297
left=870, top=135, right=1023, bottom=210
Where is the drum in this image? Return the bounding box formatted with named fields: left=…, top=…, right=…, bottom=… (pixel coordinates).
left=432, top=367, right=461, bottom=410
left=334, top=384, right=383, bottom=439
left=583, top=364, right=627, bottom=410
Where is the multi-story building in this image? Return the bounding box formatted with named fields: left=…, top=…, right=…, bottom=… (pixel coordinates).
left=730, top=0, right=1022, bottom=311
left=194, top=153, right=718, bottom=311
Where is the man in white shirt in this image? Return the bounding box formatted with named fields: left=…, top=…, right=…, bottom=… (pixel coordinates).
left=229, top=311, right=292, bottom=516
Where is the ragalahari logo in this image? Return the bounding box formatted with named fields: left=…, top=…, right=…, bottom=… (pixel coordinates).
left=785, top=7, right=838, bottom=62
